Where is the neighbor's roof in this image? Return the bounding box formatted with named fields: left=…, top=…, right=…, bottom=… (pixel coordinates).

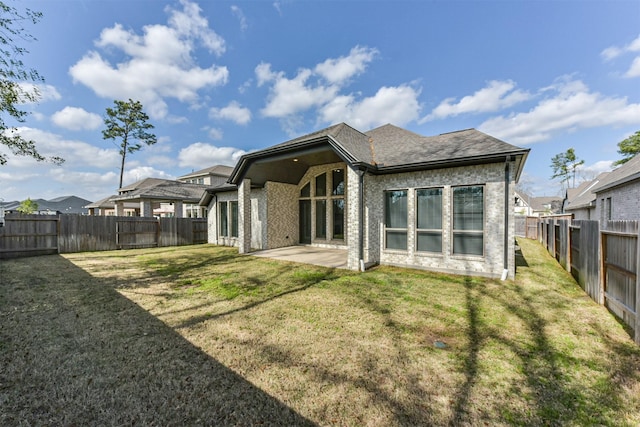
left=118, top=177, right=171, bottom=193
left=564, top=172, right=610, bottom=211
left=229, top=122, right=529, bottom=185
left=591, top=155, right=640, bottom=193
left=178, top=164, right=234, bottom=180
left=112, top=180, right=208, bottom=202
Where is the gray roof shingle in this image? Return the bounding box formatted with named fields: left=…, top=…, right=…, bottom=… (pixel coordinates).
left=591, top=155, right=640, bottom=193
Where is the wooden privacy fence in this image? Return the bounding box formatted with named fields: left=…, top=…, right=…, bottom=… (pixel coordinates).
left=0, top=214, right=208, bottom=259
left=536, top=217, right=639, bottom=344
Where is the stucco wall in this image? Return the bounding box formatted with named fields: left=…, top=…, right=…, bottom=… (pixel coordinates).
left=595, top=179, right=640, bottom=221
left=361, top=162, right=516, bottom=279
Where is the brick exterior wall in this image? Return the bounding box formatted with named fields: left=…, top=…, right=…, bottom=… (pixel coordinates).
left=206, top=160, right=517, bottom=278
left=266, top=181, right=298, bottom=249
left=361, top=161, right=516, bottom=279
left=595, top=179, right=640, bottom=222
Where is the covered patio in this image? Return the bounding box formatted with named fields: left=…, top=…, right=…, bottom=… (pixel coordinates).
left=251, top=246, right=348, bottom=269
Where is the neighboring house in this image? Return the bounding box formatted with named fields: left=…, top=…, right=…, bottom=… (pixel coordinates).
left=562, top=172, right=609, bottom=220
left=528, top=196, right=563, bottom=216
left=87, top=166, right=233, bottom=218
left=200, top=123, right=529, bottom=279
left=110, top=178, right=209, bottom=218
left=592, top=154, right=640, bottom=222
left=2, top=195, right=92, bottom=215
left=515, top=191, right=534, bottom=216
left=178, top=165, right=234, bottom=186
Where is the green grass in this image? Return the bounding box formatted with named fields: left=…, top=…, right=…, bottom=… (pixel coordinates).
left=2, top=239, right=639, bottom=426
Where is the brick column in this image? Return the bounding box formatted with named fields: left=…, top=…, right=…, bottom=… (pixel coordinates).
left=140, top=199, right=152, bottom=217
left=174, top=201, right=183, bottom=218
left=346, top=166, right=363, bottom=271
left=115, top=201, right=124, bottom=216
left=238, top=179, right=251, bottom=253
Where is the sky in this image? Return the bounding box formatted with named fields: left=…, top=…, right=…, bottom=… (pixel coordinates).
left=1, top=0, right=639, bottom=203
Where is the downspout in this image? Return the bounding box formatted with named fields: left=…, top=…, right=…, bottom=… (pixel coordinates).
left=357, top=168, right=365, bottom=272
left=502, top=156, right=512, bottom=281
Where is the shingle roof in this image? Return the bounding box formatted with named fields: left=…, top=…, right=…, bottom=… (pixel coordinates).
left=366, top=125, right=527, bottom=170
left=229, top=122, right=529, bottom=185
left=564, top=172, right=610, bottom=211
left=178, top=164, right=234, bottom=180
left=591, top=155, right=640, bottom=193
left=112, top=181, right=208, bottom=202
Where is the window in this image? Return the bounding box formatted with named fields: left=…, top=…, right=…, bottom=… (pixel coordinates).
left=605, top=197, right=612, bottom=221
left=416, top=188, right=443, bottom=253
left=333, top=199, right=345, bottom=240
left=219, top=201, right=238, bottom=238
left=219, top=201, right=228, bottom=237
left=298, top=167, right=346, bottom=242
left=315, top=173, right=327, bottom=197
left=300, top=182, right=311, bottom=198
left=385, top=190, right=408, bottom=250
left=316, top=200, right=326, bottom=238
left=452, top=186, right=484, bottom=256
left=230, top=201, right=238, bottom=238
left=332, top=169, right=345, bottom=195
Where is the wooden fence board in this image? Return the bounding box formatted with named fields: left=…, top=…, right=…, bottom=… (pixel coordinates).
left=1, top=214, right=209, bottom=258
left=0, top=214, right=58, bottom=258
left=527, top=217, right=637, bottom=344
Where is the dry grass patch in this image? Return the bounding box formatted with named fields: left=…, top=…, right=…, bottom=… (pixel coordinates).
left=2, top=239, right=639, bottom=426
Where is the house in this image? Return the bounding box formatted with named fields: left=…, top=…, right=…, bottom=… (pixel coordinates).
left=515, top=191, right=534, bottom=216
left=562, top=172, right=609, bottom=220
left=528, top=196, right=563, bottom=216
left=178, top=165, right=234, bottom=186
left=87, top=166, right=234, bottom=218
left=591, top=154, right=640, bottom=222
left=200, top=123, right=529, bottom=279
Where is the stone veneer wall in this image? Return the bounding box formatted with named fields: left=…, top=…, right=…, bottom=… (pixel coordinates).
left=361, top=161, right=516, bottom=279
left=266, top=181, right=298, bottom=249
left=594, top=179, right=640, bottom=222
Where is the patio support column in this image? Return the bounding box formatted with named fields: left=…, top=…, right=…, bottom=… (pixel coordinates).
left=346, top=166, right=364, bottom=271
left=238, top=178, right=251, bottom=253
left=115, top=201, right=124, bottom=217
left=174, top=201, right=183, bottom=218
left=140, top=199, right=152, bottom=217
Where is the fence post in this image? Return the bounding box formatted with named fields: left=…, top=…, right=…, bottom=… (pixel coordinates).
left=636, top=226, right=640, bottom=344
left=599, top=229, right=606, bottom=306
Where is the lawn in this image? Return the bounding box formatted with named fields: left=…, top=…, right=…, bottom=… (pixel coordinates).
left=1, top=238, right=639, bottom=426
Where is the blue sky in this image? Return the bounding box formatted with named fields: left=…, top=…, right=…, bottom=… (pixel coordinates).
left=2, top=0, right=639, bottom=203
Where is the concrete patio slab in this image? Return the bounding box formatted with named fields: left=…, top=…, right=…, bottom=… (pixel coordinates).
left=251, top=246, right=348, bottom=269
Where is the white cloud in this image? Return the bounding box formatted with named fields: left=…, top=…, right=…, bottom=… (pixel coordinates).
left=17, top=83, right=61, bottom=104
left=315, top=46, right=378, bottom=85
left=4, top=127, right=121, bottom=169
left=421, top=80, right=530, bottom=122
left=601, top=34, right=640, bottom=78
left=51, top=106, right=102, bottom=131
left=69, top=0, right=229, bottom=120
left=230, top=5, right=248, bottom=31
left=209, top=101, right=251, bottom=125
left=178, top=142, right=246, bottom=168
left=260, top=68, right=339, bottom=118
left=625, top=56, right=640, bottom=78
left=479, top=78, right=640, bottom=144
left=208, top=127, right=224, bottom=140
left=320, top=85, right=421, bottom=130
left=257, top=46, right=420, bottom=133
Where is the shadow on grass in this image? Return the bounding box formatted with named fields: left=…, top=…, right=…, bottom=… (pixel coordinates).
left=447, top=239, right=638, bottom=425
left=0, top=255, right=316, bottom=426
